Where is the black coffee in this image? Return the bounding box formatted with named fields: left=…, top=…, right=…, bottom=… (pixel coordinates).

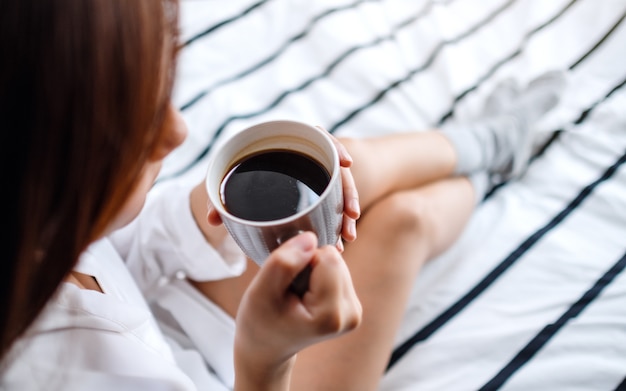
left=221, top=150, right=330, bottom=221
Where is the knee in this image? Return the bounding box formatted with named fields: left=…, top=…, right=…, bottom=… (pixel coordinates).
left=367, top=191, right=432, bottom=243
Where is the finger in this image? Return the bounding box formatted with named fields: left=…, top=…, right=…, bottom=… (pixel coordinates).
left=341, top=214, right=357, bottom=243
left=207, top=206, right=223, bottom=225
left=304, top=246, right=362, bottom=333
left=341, top=166, right=360, bottom=221
left=315, top=125, right=353, bottom=168
left=258, top=232, right=317, bottom=296
left=315, top=126, right=359, bottom=220
left=335, top=237, right=345, bottom=253
left=331, top=135, right=353, bottom=168
left=304, top=246, right=342, bottom=299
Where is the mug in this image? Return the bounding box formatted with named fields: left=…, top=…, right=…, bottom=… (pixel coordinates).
left=205, top=120, right=344, bottom=295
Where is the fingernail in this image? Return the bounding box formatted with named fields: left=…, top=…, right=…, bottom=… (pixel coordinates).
left=350, top=199, right=361, bottom=217
left=348, top=221, right=357, bottom=239
left=337, top=239, right=345, bottom=253
left=290, top=232, right=316, bottom=252
left=342, top=144, right=353, bottom=163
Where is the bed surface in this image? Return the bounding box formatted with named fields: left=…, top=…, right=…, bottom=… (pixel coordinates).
left=161, top=1, right=626, bottom=389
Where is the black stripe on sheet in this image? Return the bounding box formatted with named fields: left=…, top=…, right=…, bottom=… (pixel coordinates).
left=328, top=0, right=518, bottom=133
left=166, top=0, right=468, bottom=179
left=531, top=70, right=626, bottom=158
left=530, top=11, right=626, bottom=157
left=573, top=75, right=626, bottom=126
left=535, top=78, right=626, bottom=158
left=568, top=11, right=626, bottom=70
left=180, top=0, right=455, bottom=112
left=180, top=0, right=382, bottom=111
left=182, top=0, right=269, bottom=47
left=614, top=376, right=626, bottom=391
left=386, top=150, right=626, bottom=371
left=478, top=250, right=626, bottom=391
left=436, top=0, right=578, bottom=126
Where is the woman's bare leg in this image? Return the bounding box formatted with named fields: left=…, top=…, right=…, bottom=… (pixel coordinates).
left=339, top=132, right=457, bottom=211
left=291, top=175, right=477, bottom=391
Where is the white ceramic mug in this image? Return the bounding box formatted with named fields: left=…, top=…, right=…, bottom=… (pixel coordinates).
left=205, top=120, right=343, bottom=295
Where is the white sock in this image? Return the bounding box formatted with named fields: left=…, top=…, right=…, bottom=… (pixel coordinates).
left=441, top=70, right=566, bottom=180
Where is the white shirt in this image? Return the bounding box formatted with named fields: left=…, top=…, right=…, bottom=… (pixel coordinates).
left=1, top=183, right=247, bottom=390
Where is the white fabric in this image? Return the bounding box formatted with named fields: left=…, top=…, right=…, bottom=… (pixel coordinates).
left=112, top=181, right=247, bottom=296
left=1, top=185, right=243, bottom=390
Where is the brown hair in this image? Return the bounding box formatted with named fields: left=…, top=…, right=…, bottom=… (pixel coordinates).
left=0, top=0, right=179, bottom=358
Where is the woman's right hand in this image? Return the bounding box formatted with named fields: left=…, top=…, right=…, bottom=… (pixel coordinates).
left=233, top=232, right=362, bottom=391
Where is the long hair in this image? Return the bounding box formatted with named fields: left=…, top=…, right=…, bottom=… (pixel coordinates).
left=0, top=0, right=179, bottom=358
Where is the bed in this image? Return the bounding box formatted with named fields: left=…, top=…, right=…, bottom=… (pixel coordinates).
left=158, top=0, right=626, bottom=389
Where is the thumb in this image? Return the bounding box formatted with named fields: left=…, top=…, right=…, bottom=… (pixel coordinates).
left=257, top=232, right=317, bottom=295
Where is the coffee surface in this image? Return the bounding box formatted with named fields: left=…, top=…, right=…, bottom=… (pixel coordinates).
left=221, top=150, right=330, bottom=221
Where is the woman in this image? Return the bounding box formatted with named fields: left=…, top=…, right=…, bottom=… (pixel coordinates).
left=0, top=0, right=564, bottom=390
left=0, top=1, right=361, bottom=390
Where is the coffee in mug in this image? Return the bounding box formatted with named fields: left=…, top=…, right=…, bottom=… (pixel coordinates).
left=220, top=150, right=330, bottom=222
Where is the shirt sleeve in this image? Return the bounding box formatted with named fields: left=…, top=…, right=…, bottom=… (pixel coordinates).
left=153, top=278, right=238, bottom=388
left=3, top=330, right=230, bottom=391
left=108, top=180, right=247, bottom=299
left=105, top=181, right=242, bottom=388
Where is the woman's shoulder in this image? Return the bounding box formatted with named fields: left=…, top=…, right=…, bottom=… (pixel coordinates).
left=0, top=279, right=191, bottom=391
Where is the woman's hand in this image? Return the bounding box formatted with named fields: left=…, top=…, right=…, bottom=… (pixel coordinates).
left=233, top=232, right=362, bottom=391
left=326, top=131, right=360, bottom=251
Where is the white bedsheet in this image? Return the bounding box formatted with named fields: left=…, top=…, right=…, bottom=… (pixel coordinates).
left=160, top=1, right=626, bottom=389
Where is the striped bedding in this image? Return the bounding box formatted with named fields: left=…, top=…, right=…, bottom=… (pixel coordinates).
left=162, top=0, right=626, bottom=389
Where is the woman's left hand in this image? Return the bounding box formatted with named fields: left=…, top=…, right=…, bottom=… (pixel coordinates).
left=325, top=130, right=360, bottom=251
